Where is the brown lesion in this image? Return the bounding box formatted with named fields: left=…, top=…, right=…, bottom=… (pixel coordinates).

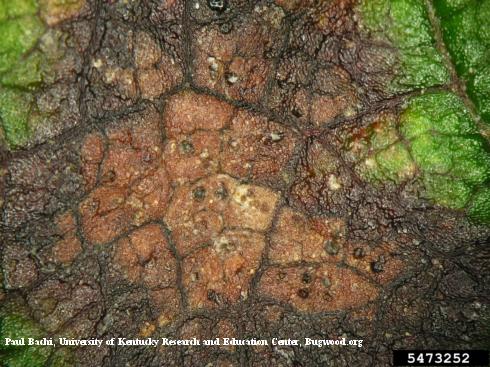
left=262, top=202, right=406, bottom=311
left=71, top=87, right=404, bottom=321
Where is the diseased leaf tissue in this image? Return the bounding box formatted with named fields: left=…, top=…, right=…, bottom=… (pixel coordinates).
left=1, top=0, right=489, bottom=366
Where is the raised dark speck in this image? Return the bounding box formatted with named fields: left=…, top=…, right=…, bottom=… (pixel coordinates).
left=180, top=140, right=194, bottom=154
left=301, top=272, right=312, bottom=284
left=297, top=288, right=309, bottom=299
left=193, top=186, right=206, bottom=201
left=370, top=260, right=384, bottom=273
left=207, top=289, right=220, bottom=303
left=207, top=0, right=227, bottom=13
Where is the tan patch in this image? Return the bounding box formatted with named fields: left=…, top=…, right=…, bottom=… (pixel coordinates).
left=40, top=0, right=86, bottom=26
left=165, top=174, right=278, bottom=256
left=226, top=184, right=279, bottom=231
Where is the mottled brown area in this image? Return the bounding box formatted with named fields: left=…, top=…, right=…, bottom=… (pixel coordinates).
left=258, top=265, right=379, bottom=312
left=80, top=133, right=105, bottom=191
left=183, top=229, right=265, bottom=309
left=28, top=279, right=99, bottom=333
left=191, top=4, right=284, bottom=103
left=2, top=244, right=38, bottom=289
left=269, top=207, right=344, bottom=264
left=166, top=174, right=278, bottom=256
left=2, top=1, right=489, bottom=366
left=40, top=0, right=87, bottom=26
left=164, top=91, right=235, bottom=138
left=222, top=109, right=297, bottom=184
left=79, top=107, right=170, bottom=245
left=51, top=211, right=82, bottom=265
left=113, top=224, right=181, bottom=325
